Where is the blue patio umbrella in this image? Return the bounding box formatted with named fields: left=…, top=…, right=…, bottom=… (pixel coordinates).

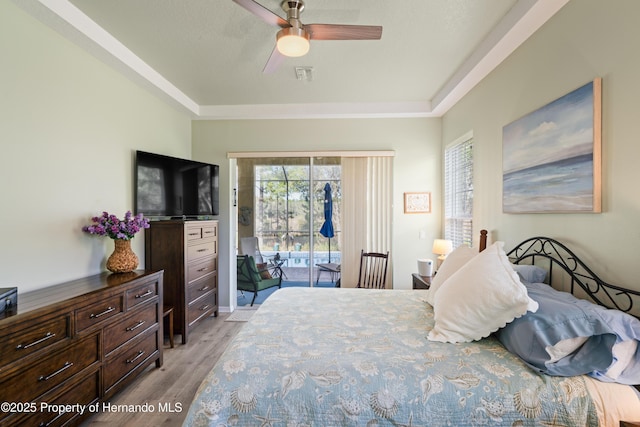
left=319, top=183, right=335, bottom=261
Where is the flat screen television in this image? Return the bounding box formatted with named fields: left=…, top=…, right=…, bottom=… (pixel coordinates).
left=134, top=150, right=219, bottom=218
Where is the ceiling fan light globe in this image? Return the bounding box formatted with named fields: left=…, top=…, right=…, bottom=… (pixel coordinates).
left=276, top=27, right=310, bottom=57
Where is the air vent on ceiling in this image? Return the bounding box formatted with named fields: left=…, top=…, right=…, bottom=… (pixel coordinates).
left=295, top=66, right=313, bottom=82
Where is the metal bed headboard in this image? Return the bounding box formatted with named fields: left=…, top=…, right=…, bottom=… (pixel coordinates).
left=506, top=236, right=640, bottom=316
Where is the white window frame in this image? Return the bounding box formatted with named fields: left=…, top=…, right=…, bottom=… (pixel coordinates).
left=444, top=132, right=474, bottom=248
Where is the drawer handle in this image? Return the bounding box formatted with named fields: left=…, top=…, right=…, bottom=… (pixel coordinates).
left=135, top=290, right=153, bottom=298
left=199, top=304, right=211, bottom=311
left=16, top=332, right=56, bottom=350
left=126, top=350, right=146, bottom=364
left=197, top=248, right=209, bottom=253
left=126, top=320, right=146, bottom=332
left=38, top=361, right=73, bottom=382
left=188, top=232, right=200, bottom=237
left=198, top=285, right=210, bottom=292
left=89, top=306, right=115, bottom=319
left=197, top=266, right=209, bottom=273
left=204, top=230, right=215, bottom=235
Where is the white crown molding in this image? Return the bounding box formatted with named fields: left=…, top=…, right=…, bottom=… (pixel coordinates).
left=196, top=101, right=434, bottom=120
left=24, top=0, right=568, bottom=120
left=228, top=150, right=396, bottom=159
left=430, top=0, right=570, bottom=116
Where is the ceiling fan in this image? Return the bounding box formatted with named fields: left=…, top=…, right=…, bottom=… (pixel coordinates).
left=232, top=0, right=383, bottom=73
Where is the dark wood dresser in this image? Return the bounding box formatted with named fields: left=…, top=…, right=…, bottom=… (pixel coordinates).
left=0, top=270, right=163, bottom=427
left=145, top=220, right=218, bottom=344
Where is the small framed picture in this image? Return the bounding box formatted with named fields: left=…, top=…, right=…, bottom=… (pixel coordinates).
left=404, top=192, right=431, bottom=214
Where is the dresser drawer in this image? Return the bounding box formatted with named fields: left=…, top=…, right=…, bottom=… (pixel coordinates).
left=104, top=303, right=159, bottom=355
left=30, top=369, right=99, bottom=427
left=104, top=331, right=158, bottom=391
left=0, top=334, right=99, bottom=403
left=187, top=291, right=217, bottom=327
left=76, top=294, right=123, bottom=332
left=187, top=241, right=215, bottom=261
left=0, top=315, right=71, bottom=367
left=1, top=369, right=99, bottom=427
left=187, top=256, right=217, bottom=284
left=186, top=222, right=218, bottom=241
left=125, top=279, right=158, bottom=310
left=187, top=274, right=217, bottom=305
left=186, top=225, right=204, bottom=241
left=202, top=224, right=217, bottom=239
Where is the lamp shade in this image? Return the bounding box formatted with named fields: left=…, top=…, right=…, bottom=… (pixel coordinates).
left=432, top=239, right=453, bottom=256
left=276, top=27, right=310, bottom=57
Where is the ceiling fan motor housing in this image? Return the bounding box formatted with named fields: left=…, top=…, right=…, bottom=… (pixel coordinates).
left=276, top=0, right=309, bottom=57
left=281, top=0, right=304, bottom=29
left=281, top=0, right=305, bottom=18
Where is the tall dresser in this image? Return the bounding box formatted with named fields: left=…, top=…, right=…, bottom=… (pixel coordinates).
left=145, top=220, right=218, bottom=344
left=0, top=270, right=163, bottom=426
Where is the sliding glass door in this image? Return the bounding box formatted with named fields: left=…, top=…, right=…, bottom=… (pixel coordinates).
left=236, top=157, right=341, bottom=288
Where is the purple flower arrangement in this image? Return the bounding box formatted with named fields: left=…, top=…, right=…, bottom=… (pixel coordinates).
left=82, top=211, right=150, bottom=240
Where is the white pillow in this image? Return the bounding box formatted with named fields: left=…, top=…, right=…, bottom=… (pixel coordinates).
left=424, top=245, right=476, bottom=307
left=428, top=241, right=539, bottom=343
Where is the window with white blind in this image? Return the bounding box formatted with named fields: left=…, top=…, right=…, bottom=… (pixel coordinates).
left=444, top=134, right=473, bottom=248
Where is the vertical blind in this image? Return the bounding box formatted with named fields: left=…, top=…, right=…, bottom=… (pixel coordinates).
left=444, top=136, right=474, bottom=248
left=341, top=156, right=393, bottom=288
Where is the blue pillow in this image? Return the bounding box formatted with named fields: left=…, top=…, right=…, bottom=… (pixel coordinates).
left=511, top=264, right=547, bottom=283
left=589, top=308, right=640, bottom=384
left=495, top=282, right=618, bottom=377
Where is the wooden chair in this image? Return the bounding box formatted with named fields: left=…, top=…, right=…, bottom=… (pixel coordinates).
left=237, top=254, right=283, bottom=306
left=356, top=250, right=390, bottom=289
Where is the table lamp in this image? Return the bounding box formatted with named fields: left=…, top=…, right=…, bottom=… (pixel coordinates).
left=432, top=239, right=453, bottom=269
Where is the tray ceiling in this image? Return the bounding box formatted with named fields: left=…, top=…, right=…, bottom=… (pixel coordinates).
left=17, top=0, right=569, bottom=118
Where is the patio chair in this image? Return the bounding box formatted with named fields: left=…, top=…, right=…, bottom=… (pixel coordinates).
left=356, top=250, right=390, bottom=289
left=237, top=254, right=282, bottom=306
left=239, top=236, right=285, bottom=278
left=315, top=262, right=341, bottom=287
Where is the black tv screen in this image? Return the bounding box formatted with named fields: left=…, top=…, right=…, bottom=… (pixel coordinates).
left=134, top=150, right=219, bottom=218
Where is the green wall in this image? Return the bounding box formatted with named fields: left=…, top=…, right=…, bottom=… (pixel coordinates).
left=0, top=1, right=192, bottom=291
left=442, top=0, right=640, bottom=288
left=192, top=118, right=442, bottom=307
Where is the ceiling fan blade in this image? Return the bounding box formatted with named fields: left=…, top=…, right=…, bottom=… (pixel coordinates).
left=232, top=0, right=289, bottom=28
left=306, top=24, right=382, bottom=41
left=263, top=45, right=286, bottom=73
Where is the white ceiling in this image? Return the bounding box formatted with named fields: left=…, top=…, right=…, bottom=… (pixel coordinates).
left=17, top=0, right=569, bottom=119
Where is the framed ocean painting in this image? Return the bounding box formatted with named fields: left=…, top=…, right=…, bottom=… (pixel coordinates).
left=503, top=78, right=602, bottom=213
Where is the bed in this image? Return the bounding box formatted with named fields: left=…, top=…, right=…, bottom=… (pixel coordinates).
left=183, top=233, right=640, bottom=426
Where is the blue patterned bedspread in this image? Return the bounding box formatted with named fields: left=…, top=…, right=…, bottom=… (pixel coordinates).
left=184, top=288, right=598, bottom=426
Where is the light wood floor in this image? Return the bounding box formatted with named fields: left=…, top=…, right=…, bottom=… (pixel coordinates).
left=83, top=312, right=243, bottom=426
